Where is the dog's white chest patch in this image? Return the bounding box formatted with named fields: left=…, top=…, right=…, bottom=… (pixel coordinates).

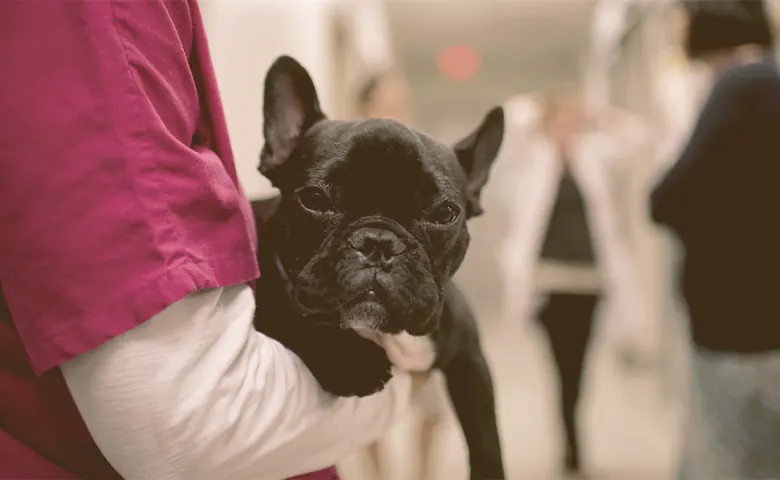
left=355, top=329, right=436, bottom=372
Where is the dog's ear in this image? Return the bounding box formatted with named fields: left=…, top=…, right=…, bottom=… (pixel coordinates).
left=453, top=106, right=504, bottom=218
left=259, top=56, right=325, bottom=175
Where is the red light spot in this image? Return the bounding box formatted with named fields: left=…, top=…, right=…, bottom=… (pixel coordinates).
left=437, top=45, right=480, bottom=82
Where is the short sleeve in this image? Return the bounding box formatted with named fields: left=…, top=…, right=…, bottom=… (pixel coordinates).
left=0, top=1, right=258, bottom=373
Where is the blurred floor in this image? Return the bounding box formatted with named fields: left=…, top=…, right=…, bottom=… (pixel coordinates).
left=338, top=314, right=683, bottom=480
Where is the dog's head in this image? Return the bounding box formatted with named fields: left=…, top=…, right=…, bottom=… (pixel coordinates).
left=260, top=56, right=503, bottom=336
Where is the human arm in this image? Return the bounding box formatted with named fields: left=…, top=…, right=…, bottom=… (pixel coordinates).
left=61, top=285, right=411, bottom=480
left=492, top=93, right=541, bottom=200
left=493, top=95, right=541, bottom=326
left=597, top=163, right=654, bottom=358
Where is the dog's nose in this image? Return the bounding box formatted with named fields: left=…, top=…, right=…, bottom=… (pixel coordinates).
left=349, top=228, right=405, bottom=269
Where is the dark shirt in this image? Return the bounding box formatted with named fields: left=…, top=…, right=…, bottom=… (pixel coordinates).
left=651, top=57, right=780, bottom=353
left=540, top=170, right=596, bottom=265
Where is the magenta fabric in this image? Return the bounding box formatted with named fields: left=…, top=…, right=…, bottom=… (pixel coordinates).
left=0, top=310, right=122, bottom=479
left=0, top=0, right=259, bottom=376
left=0, top=429, right=78, bottom=479
left=0, top=1, right=337, bottom=479
left=288, top=466, right=342, bottom=480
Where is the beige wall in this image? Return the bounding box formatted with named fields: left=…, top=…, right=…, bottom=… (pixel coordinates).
left=201, top=0, right=338, bottom=200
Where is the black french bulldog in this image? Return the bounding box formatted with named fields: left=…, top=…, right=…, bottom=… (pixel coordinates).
left=252, top=56, right=505, bottom=480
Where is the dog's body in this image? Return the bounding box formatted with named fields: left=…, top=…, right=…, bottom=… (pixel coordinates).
left=252, top=56, right=505, bottom=479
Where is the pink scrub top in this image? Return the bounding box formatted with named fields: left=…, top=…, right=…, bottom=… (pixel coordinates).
left=0, top=1, right=336, bottom=479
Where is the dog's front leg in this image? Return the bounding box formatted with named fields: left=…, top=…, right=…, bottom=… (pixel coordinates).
left=262, top=317, right=394, bottom=398
left=441, top=351, right=505, bottom=480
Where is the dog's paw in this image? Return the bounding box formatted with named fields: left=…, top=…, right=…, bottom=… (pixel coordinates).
left=302, top=328, right=393, bottom=397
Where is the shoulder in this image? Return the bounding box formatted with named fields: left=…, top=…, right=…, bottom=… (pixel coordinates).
left=504, top=94, right=542, bottom=132
left=726, top=59, right=778, bottom=81
left=499, top=94, right=545, bottom=165
left=495, top=95, right=543, bottom=172
left=696, top=60, right=780, bottom=127
left=714, top=60, right=780, bottom=98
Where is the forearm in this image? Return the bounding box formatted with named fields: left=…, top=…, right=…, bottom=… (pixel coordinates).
left=61, top=285, right=411, bottom=480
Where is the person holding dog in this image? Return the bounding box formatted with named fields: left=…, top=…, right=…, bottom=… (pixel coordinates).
left=0, top=2, right=412, bottom=479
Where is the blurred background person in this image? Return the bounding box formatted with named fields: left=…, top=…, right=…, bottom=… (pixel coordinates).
left=497, top=89, right=648, bottom=477
left=651, top=1, right=780, bottom=478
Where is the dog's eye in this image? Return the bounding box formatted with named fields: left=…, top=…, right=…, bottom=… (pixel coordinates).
left=426, top=202, right=460, bottom=225
left=296, top=187, right=333, bottom=214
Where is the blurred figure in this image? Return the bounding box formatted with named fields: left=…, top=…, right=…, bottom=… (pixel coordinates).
left=352, top=70, right=447, bottom=480
left=498, top=90, right=647, bottom=477
left=651, top=1, right=780, bottom=478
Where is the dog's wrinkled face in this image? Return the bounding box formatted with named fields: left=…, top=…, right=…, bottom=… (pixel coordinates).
left=260, top=56, right=504, bottom=336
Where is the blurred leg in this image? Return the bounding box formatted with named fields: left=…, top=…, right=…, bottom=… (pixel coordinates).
left=538, top=293, right=599, bottom=473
